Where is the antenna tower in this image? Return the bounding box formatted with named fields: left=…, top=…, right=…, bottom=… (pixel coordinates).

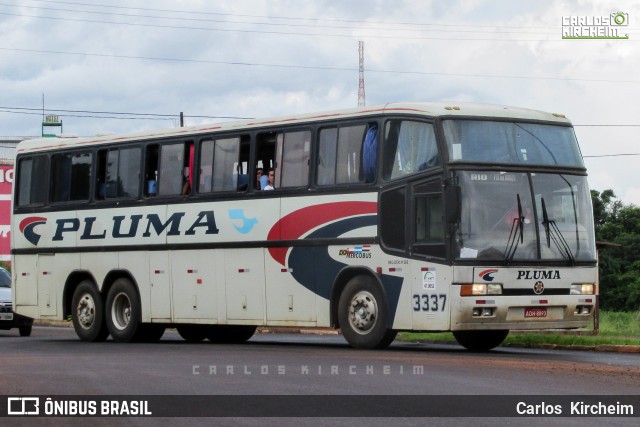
left=357, top=41, right=366, bottom=107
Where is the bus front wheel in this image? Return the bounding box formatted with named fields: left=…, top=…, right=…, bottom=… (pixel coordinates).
left=338, top=276, right=397, bottom=349
left=71, top=280, right=109, bottom=342
left=453, top=330, right=509, bottom=352
left=105, top=278, right=141, bottom=342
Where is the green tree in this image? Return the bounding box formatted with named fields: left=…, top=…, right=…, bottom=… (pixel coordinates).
left=591, top=190, right=640, bottom=310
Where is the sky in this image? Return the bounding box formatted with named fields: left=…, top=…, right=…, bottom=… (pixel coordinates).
left=1, top=0, right=639, bottom=205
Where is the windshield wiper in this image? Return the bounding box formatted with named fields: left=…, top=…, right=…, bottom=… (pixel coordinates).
left=541, top=197, right=575, bottom=264
left=504, top=194, right=525, bottom=264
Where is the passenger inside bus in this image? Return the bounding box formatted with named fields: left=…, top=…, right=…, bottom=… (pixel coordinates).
left=181, top=168, right=191, bottom=195
left=263, top=168, right=275, bottom=190
left=255, top=168, right=264, bottom=190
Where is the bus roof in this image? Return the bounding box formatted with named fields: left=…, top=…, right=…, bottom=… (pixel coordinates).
left=16, top=102, right=572, bottom=154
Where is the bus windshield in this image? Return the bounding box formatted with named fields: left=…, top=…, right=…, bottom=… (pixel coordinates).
left=443, top=120, right=584, bottom=167
left=455, top=171, right=596, bottom=263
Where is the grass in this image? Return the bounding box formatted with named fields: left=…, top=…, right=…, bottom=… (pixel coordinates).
left=398, top=311, right=640, bottom=347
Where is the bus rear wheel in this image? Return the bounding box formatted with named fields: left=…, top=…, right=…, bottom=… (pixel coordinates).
left=105, top=278, right=141, bottom=343
left=338, top=276, right=397, bottom=349
left=453, top=330, right=509, bottom=352
left=71, top=280, right=109, bottom=342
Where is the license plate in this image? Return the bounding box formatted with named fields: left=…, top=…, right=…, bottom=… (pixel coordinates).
left=0, top=312, right=13, bottom=321
left=524, top=307, right=547, bottom=318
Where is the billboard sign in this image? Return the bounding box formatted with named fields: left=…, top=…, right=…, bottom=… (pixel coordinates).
left=0, top=164, right=13, bottom=261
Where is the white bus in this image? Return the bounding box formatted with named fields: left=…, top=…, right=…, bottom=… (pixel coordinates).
left=11, top=102, right=597, bottom=351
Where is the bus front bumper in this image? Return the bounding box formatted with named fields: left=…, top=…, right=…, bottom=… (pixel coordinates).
left=451, top=295, right=595, bottom=331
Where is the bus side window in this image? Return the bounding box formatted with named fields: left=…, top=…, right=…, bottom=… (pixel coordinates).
left=256, top=129, right=310, bottom=190
left=317, top=127, right=338, bottom=185
left=279, top=130, right=311, bottom=188
left=51, top=152, right=92, bottom=203
left=362, top=124, right=378, bottom=183
left=154, top=142, right=192, bottom=197
left=317, top=123, right=370, bottom=186
left=144, top=144, right=159, bottom=197
left=198, top=137, right=244, bottom=193
left=383, top=120, right=439, bottom=181
left=413, top=192, right=446, bottom=259
left=96, top=147, right=141, bottom=200
left=16, top=156, right=48, bottom=207
left=256, top=132, right=277, bottom=189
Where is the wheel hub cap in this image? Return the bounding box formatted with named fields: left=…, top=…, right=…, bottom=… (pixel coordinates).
left=77, top=295, right=95, bottom=329
left=348, top=291, right=378, bottom=334
left=112, top=292, right=132, bottom=331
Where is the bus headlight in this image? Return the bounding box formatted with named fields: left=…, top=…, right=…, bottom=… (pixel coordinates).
left=570, top=284, right=594, bottom=295
left=461, top=283, right=503, bottom=296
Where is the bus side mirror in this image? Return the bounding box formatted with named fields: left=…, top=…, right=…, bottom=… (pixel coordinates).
left=445, top=185, right=461, bottom=223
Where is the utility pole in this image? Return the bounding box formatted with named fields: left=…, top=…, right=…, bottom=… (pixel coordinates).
left=357, top=41, right=366, bottom=107
left=180, top=112, right=184, bottom=127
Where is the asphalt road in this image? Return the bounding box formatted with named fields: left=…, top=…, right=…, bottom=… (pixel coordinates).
left=0, top=326, right=638, bottom=426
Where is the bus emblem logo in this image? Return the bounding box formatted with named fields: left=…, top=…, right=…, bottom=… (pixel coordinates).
left=19, top=216, right=48, bottom=246
left=478, top=269, right=498, bottom=281
left=533, top=281, right=545, bottom=295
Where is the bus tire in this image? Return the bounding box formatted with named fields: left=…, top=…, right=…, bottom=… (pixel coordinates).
left=105, top=278, right=141, bottom=343
left=338, top=276, right=397, bottom=349
left=71, top=280, right=109, bottom=342
left=207, top=325, right=257, bottom=343
left=453, top=330, right=509, bottom=352
left=177, top=325, right=208, bottom=343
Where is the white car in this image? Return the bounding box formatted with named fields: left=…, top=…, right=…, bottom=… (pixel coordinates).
left=0, top=267, right=33, bottom=336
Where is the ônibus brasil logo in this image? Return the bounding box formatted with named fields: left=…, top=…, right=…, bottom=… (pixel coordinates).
left=19, top=216, right=48, bottom=246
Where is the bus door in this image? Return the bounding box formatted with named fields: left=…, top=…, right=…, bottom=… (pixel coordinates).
left=380, top=177, right=451, bottom=331
left=409, top=179, right=450, bottom=331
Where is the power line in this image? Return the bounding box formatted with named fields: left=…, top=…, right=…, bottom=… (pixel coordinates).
left=0, top=106, right=252, bottom=120
left=0, top=11, right=585, bottom=42
left=0, top=108, right=252, bottom=123
left=24, top=0, right=560, bottom=30
left=0, top=109, right=172, bottom=121
left=1, top=47, right=638, bottom=84
left=0, top=2, right=559, bottom=35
